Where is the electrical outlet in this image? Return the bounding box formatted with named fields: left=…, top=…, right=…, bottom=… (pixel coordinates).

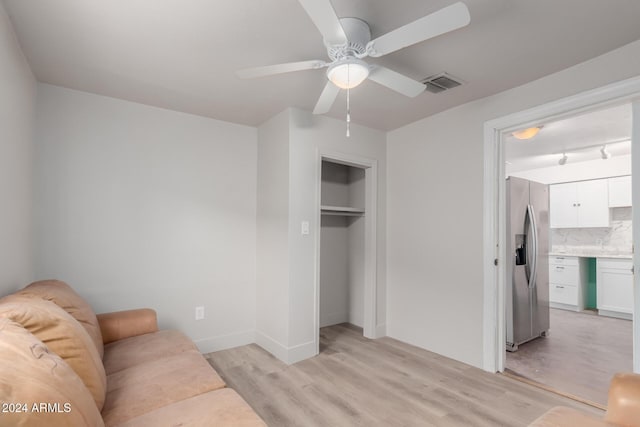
left=195, top=306, right=205, bottom=320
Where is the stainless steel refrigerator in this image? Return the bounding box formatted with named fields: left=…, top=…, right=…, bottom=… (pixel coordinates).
left=506, top=176, right=550, bottom=352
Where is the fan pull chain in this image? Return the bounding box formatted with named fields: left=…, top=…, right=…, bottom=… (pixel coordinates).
left=346, top=87, right=351, bottom=138
left=346, top=64, right=351, bottom=138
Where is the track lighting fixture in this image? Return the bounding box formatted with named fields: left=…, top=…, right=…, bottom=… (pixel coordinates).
left=552, top=140, right=626, bottom=166
left=558, top=153, right=568, bottom=165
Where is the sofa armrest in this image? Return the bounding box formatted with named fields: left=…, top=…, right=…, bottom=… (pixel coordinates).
left=97, top=309, right=158, bottom=344
left=604, top=372, right=640, bottom=426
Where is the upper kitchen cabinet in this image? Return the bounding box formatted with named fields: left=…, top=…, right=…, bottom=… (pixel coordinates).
left=550, top=179, right=610, bottom=228
left=608, top=175, right=632, bottom=207
left=549, top=182, right=576, bottom=228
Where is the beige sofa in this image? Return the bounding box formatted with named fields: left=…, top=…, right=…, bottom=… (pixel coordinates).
left=529, top=373, right=640, bottom=427
left=0, top=280, right=266, bottom=427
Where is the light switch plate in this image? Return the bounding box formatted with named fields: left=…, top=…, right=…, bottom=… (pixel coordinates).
left=301, top=221, right=310, bottom=235
left=195, top=306, right=205, bottom=320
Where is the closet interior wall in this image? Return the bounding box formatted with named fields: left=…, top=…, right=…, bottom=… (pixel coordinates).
left=320, top=161, right=365, bottom=329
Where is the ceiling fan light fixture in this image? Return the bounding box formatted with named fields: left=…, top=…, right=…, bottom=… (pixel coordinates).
left=512, top=126, right=543, bottom=140
left=327, top=58, right=370, bottom=89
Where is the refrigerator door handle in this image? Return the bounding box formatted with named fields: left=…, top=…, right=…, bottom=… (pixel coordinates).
left=526, top=204, right=538, bottom=289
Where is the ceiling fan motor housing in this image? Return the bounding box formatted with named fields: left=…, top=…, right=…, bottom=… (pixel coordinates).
left=326, top=17, right=372, bottom=61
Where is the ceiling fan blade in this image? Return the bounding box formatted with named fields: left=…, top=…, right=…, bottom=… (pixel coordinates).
left=366, top=2, right=470, bottom=58
left=313, top=81, right=340, bottom=114
left=297, top=0, right=348, bottom=46
left=236, top=60, right=327, bottom=79
left=368, top=66, right=425, bottom=97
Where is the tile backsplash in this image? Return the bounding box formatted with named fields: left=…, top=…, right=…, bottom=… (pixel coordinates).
left=551, top=207, right=632, bottom=255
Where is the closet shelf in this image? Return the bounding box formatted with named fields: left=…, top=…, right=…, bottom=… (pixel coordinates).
left=320, top=205, right=365, bottom=217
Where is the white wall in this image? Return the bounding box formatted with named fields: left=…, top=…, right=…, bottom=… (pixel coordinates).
left=348, top=215, right=365, bottom=327
left=319, top=215, right=350, bottom=327
left=255, top=109, right=290, bottom=359
left=0, top=3, right=35, bottom=296
left=33, top=84, right=257, bottom=353
left=632, top=101, right=640, bottom=372
left=254, top=107, right=386, bottom=363
left=288, top=108, right=387, bottom=360
left=348, top=167, right=365, bottom=327
left=387, top=39, right=640, bottom=368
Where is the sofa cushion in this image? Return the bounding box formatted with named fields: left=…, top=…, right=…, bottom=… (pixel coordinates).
left=0, top=318, right=104, bottom=427
left=102, top=329, right=197, bottom=375
left=116, top=388, right=266, bottom=427
left=17, top=279, right=104, bottom=359
left=0, top=295, right=107, bottom=411
left=101, top=350, right=226, bottom=426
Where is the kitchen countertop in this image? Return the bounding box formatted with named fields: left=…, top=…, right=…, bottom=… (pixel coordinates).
left=549, top=251, right=633, bottom=259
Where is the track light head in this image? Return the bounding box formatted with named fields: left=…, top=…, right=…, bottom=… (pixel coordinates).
left=600, top=145, right=611, bottom=160
left=558, top=153, right=568, bottom=165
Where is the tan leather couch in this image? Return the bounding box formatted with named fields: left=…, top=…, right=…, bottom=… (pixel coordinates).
left=0, top=280, right=266, bottom=427
left=529, top=373, right=640, bottom=427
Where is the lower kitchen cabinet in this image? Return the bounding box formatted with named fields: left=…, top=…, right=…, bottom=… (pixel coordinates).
left=549, top=256, right=588, bottom=311
left=597, top=258, right=634, bottom=320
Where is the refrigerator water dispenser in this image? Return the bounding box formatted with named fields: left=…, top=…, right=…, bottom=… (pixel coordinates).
left=515, top=234, right=526, bottom=266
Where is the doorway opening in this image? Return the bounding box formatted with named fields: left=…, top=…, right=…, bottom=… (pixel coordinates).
left=482, top=76, right=640, bottom=407
left=503, top=104, right=633, bottom=406
left=314, top=151, right=378, bottom=356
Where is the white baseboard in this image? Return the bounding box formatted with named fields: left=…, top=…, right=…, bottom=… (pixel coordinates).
left=255, top=331, right=317, bottom=365
left=320, top=311, right=349, bottom=328
left=549, top=302, right=578, bottom=311
left=598, top=309, right=632, bottom=320
left=287, top=340, right=316, bottom=364
left=194, top=330, right=254, bottom=354
left=255, top=330, right=289, bottom=362
left=348, top=318, right=364, bottom=329
left=375, top=323, right=387, bottom=338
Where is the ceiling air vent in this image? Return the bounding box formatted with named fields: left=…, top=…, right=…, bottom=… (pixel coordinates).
left=421, top=73, right=464, bottom=94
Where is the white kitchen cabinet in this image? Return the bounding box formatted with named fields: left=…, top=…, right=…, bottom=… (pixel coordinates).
left=608, top=176, right=632, bottom=207
left=549, top=256, right=588, bottom=311
left=597, top=258, right=633, bottom=320
left=549, top=179, right=610, bottom=228
left=549, top=183, right=577, bottom=228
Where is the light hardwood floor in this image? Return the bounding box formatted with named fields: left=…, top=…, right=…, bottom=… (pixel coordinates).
left=505, top=308, right=632, bottom=407
left=206, top=324, right=603, bottom=426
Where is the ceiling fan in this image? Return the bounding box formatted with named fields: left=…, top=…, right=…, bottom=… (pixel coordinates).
left=236, top=0, right=471, bottom=115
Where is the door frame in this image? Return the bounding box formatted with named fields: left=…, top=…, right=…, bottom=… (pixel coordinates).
left=482, top=75, right=640, bottom=373
left=313, top=149, right=379, bottom=355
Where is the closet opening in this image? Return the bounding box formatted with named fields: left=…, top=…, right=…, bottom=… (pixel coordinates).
left=315, top=153, right=378, bottom=355
left=320, top=161, right=365, bottom=331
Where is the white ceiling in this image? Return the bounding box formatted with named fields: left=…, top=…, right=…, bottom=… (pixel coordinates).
left=4, top=0, right=640, bottom=131
left=505, top=103, right=632, bottom=172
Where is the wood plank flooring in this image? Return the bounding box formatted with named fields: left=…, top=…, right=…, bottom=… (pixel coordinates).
left=206, top=324, right=603, bottom=426
left=505, top=308, right=632, bottom=407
